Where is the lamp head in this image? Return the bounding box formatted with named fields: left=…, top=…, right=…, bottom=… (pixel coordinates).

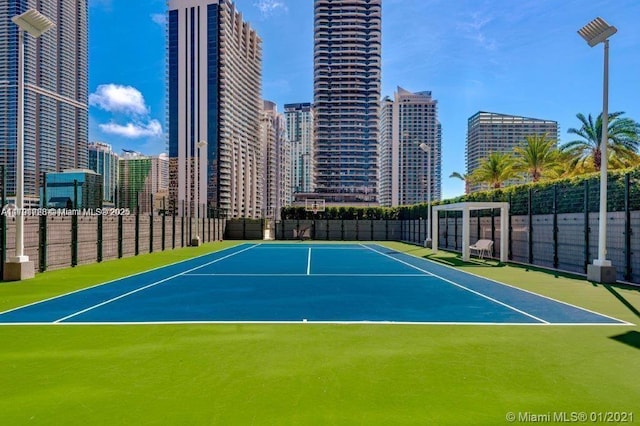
left=578, top=17, right=616, bottom=47
left=12, top=9, right=55, bottom=38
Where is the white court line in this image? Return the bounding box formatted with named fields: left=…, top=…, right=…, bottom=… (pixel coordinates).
left=307, top=248, right=312, bottom=275
left=361, top=244, right=549, bottom=324
left=372, top=244, right=634, bottom=326
left=182, top=273, right=428, bottom=277
left=0, top=243, right=246, bottom=317
left=52, top=244, right=260, bottom=323
left=0, top=320, right=632, bottom=327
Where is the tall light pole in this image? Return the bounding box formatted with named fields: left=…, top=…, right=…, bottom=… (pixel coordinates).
left=579, top=17, right=618, bottom=283
left=192, top=140, right=207, bottom=246
left=419, top=143, right=432, bottom=248
left=4, top=9, right=54, bottom=281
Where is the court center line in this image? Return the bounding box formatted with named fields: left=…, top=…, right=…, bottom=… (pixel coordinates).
left=307, top=248, right=312, bottom=275
left=52, top=244, right=260, bottom=323
left=182, top=273, right=428, bottom=277
left=361, top=244, right=549, bottom=324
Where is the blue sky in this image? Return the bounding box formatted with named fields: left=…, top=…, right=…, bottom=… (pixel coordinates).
left=88, top=0, right=640, bottom=199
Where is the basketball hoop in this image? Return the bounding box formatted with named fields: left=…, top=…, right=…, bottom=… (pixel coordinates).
left=305, top=198, right=325, bottom=215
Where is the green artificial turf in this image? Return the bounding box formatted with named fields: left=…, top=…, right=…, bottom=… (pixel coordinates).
left=0, top=241, right=638, bottom=425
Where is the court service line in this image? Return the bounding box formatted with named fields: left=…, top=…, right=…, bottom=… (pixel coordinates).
left=361, top=244, right=549, bottom=324
left=0, top=243, right=247, bottom=317
left=53, top=244, right=260, bottom=323
left=182, top=273, right=428, bottom=277
left=373, top=244, right=634, bottom=326
left=307, top=248, right=312, bottom=275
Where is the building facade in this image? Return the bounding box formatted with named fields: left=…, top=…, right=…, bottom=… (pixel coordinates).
left=261, top=101, right=291, bottom=219
left=378, top=87, right=442, bottom=207
left=313, top=0, right=381, bottom=204
left=42, top=169, right=102, bottom=209
left=0, top=0, right=89, bottom=198
left=167, top=0, right=262, bottom=218
left=466, top=111, right=559, bottom=192
left=88, top=142, right=118, bottom=205
left=118, top=151, right=168, bottom=214
left=284, top=103, right=314, bottom=195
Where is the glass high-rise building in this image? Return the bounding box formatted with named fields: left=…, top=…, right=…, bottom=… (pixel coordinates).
left=284, top=103, right=314, bottom=195
left=0, top=1, right=89, bottom=198
left=378, top=87, right=442, bottom=207
left=88, top=142, right=118, bottom=205
left=167, top=0, right=262, bottom=218
left=313, top=0, right=381, bottom=204
left=466, top=111, right=559, bottom=192
left=118, top=152, right=168, bottom=214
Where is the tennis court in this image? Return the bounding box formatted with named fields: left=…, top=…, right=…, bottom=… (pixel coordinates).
left=0, top=243, right=631, bottom=325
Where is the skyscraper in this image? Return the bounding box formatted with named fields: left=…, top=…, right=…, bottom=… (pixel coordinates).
left=466, top=111, right=559, bottom=192
left=284, top=103, right=314, bottom=195
left=88, top=142, right=118, bottom=205
left=167, top=0, right=262, bottom=218
left=313, top=0, right=381, bottom=204
left=118, top=151, right=168, bottom=214
left=261, top=101, right=291, bottom=219
left=378, top=87, right=442, bottom=207
left=0, top=1, right=89, bottom=198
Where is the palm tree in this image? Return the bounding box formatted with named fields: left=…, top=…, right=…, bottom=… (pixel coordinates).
left=449, top=171, right=470, bottom=194
left=470, top=152, right=517, bottom=189
left=513, top=133, right=562, bottom=182
left=561, top=112, right=640, bottom=171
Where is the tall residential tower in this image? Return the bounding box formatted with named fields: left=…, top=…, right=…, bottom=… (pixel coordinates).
left=378, top=87, right=442, bottom=206
left=0, top=1, right=89, bottom=198
left=168, top=0, right=262, bottom=218
left=466, top=111, right=559, bottom=192
left=313, top=0, right=381, bottom=204
left=284, top=103, right=314, bottom=195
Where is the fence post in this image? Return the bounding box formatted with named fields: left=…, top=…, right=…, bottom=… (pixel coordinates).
left=97, top=183, right=103, bottom=263
left=553, top=184, right=559, bottom=269
left=149, top=194, right=154, bottom=253
left=0, top=165, right=5, bottom=278
left=71, top=179, right=78, bottom=267
left=508, top=193, right=513, bottom=261
left=116, top=185, right=123, bottom=258
left=528, top=188, right=533, bottom=265
left=624, top=173, right=632, bottom=281
left=118, top=213, right=123, bottom=258
left=172, top=206, right=176, bottom=249
left=162, top=197, right=166, bottom=251
left=584, top=180, right=590, bottom=273
left=385, top=218, right=389, bottom=241
left=135, top=192, right=140, bottom=256
left=181, top=200, right=185, bottom=248
left=39, top=172, right=47, bottom=272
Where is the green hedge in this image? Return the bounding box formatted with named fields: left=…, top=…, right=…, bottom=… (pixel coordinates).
left=280, top=167, right=640, bottom=220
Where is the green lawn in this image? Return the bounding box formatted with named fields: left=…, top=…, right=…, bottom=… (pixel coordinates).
left=0, top=241, right=638, bottom=425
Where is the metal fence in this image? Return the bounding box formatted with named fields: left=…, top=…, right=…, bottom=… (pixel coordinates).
left=0, top=212, right=227, bottom=275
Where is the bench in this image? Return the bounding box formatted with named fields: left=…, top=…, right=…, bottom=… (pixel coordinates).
left=469, top=239, right=493, bottom=259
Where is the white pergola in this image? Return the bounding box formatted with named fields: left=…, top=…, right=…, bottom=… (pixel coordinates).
left=431, top=202, right=509, bottom=262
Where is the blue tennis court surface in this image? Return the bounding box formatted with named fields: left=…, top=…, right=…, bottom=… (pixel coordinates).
left=0, top=243, right=631, bottom=325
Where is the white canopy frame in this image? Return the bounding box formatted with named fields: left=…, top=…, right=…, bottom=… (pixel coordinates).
left=431, top=202, right=510, bottom=263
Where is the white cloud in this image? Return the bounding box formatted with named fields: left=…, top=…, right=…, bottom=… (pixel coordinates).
left=99, top=120, right=163, bottom=138
left=151, top=13, right=166, bottom=26
left=89, top=84, right=149, bottom=116
left=254, top=0, right=288, bottom=17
